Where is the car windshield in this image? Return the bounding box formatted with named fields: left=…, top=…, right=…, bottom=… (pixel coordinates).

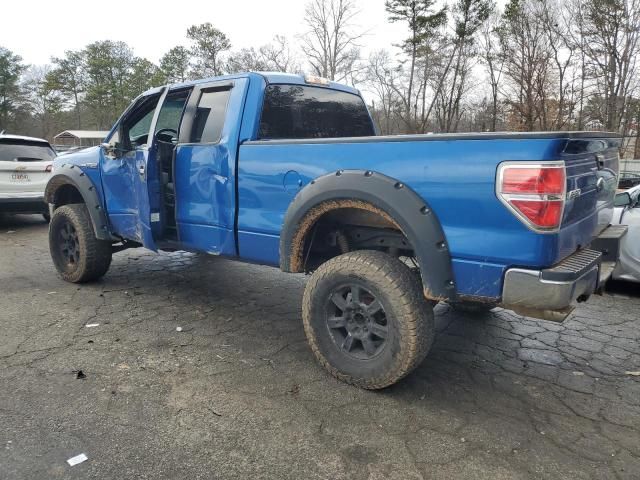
left=0, top=141, right=56, bottom=162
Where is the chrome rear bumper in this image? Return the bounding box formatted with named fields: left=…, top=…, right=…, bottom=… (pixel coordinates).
left=502, top=254, right=600, bottom=315
left=501, top=225, right=627, bottom=321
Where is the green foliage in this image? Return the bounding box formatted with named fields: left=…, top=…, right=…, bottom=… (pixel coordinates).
left=83, top=40, right=136, bottom=128
left=160, top=46, right=191, bottom=83
left=4, top=21, right=234, bottom=136
left=46, top=50, right=86, bottom=128
left=127, top=57, right=164, bottom=98
left=226, top=48, right=270, bottom=74
left=452, top=0, right=492, bottom=44
left=385, top=0, right=447, bottom=51
left=186, top=23, right=231, bottom=77
left=0, top=46, right=26, bottom=130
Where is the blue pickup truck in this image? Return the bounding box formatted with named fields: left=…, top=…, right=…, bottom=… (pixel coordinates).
left=45, top=72, right=625, bottom=389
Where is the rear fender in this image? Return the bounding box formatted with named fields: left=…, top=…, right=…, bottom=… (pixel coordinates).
left=44, top=164, right=116, bottom=241
left=280, top=170, right=456, bottom=301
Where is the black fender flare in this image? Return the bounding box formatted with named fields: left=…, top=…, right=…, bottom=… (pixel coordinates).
left=280, top=170, right=456, bottom=301
left=44, top=164, right=115, bottom=241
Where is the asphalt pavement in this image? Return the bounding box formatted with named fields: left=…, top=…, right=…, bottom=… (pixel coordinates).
left=1, top=214, right=639, bottom=479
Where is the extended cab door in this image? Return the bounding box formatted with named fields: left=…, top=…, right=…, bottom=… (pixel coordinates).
left=173, top=78, right=248, bottom=254
left=100, top=88, right=166, bottom=249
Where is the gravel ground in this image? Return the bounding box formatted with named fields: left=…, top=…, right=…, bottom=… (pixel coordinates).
left=1, top=214, right=639, bottom=479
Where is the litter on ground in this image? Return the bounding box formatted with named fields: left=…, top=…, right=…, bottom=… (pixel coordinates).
left=66, top=453, right=88, bottom=466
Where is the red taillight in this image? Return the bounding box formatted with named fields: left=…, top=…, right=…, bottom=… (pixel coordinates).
left=502, top=167, right=564, bottom=195
left=510, top=199, right=563, bottom=228
left=497, top=163, right=566, bottom=231
left=45, top=165, right=53, bottom=172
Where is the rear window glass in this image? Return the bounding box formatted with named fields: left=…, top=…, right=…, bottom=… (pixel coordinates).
left=190, top=88, right=231, bottom=143
left=0, top=141, right=56, bottom=162
left=258, top=84, right=375, bottom=139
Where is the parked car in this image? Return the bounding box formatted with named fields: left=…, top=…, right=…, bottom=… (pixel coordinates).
left=0, top=133, right=57, bottom=221
left=44, top=72, right=625, bottom=389
left=612, top=184, right=640, bottom=282
left=618, top=171, right=640, bottom=190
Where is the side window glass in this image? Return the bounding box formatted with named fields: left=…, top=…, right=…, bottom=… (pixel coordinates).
left=120, top=94, right=161, bottom=149
left=155, top=89, right=191, bottom=137
left=128, top=109, right=155, bottom=143
left=190, top=88, right=231, bottom=143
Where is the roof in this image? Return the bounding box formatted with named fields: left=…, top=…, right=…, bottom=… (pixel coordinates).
left=0, top=133, right=51, bottom=145
left=163, top=72, right=361, bottom=96
left=53, top=130, right=110, bottom=140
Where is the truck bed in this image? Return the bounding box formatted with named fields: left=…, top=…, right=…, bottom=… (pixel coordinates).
left=239, top=132, right=621, bottom=299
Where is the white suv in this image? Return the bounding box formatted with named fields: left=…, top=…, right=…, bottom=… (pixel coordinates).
left=0, top=134, right=57, bottom=221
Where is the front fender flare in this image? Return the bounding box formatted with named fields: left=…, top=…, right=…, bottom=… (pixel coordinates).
left=44, top=164, right=115, bottom=241
left=280, top=170, right=456, bottom=301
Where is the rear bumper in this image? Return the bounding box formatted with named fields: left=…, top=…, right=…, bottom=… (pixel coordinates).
left=501, top=225, right=627, bottom=320
left=502, top=250, right=600, bottom=311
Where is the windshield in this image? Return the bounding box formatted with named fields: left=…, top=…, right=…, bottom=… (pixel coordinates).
left=0, top=141, right=56, bottom=162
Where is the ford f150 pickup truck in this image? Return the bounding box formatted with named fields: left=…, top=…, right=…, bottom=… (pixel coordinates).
left=45, top=72, right=626, bottom=389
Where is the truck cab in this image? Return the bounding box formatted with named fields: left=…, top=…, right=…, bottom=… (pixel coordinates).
left=45, top=72, right=625, bottom=389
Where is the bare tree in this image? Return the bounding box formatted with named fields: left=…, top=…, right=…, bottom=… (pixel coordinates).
left=435, top=0, right=492, bottom=132
left=365, top=50, right=404, bottom=134
left=577, top=0, right=640, bottom=132
left=259, top=35, right=301, bottom=73
left=301, top=0, right=363, bottom=82
left=478, top=8, right=504, bottom=131
left=23, top=65, right=64, bottom=139
left=386, top=0, right=446, bottom=131
left=226, top=48, right=271, bottom=73
left=498, top=0, right=555, bottom=131
left=536, top=0, right=580, bottom=130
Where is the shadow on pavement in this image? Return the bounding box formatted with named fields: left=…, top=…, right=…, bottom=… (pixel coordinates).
left=0, top=213, right=48, bottom=230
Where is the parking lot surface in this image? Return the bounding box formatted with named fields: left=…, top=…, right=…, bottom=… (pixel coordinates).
left=1, top=214, right=640, bottom=479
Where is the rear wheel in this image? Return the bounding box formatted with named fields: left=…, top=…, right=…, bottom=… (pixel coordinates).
left=303, top=250, right=434, bottom=389
left=49, top=204, right=112, bottom=283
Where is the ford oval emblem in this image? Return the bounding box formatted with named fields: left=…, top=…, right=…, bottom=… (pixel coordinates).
left=596, top=177, right=605, bottom=192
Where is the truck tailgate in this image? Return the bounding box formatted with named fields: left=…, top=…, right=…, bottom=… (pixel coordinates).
left=558, top=137, right=621, bottom=258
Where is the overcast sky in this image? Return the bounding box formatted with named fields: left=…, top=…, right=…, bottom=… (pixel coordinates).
left=1, top=0, right=403, bottom=65
left=1, top=0, right=507, bottom=67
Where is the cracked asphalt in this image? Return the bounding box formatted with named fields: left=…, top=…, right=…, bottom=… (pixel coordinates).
left=1, top=214, right=640, bottom=480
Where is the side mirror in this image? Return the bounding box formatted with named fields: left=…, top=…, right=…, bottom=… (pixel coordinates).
left=614, top=192, right=632, bottom=208
left=101, top=142, right=125, bottom=158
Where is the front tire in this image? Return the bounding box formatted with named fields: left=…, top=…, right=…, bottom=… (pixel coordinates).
left=49, top=204, right=112, bottom=283
left=303, top=250, right=434, bottom=389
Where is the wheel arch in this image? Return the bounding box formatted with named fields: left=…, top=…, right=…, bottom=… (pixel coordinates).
left=280, top=170, right=456, bottom=301
left=44, top=164, right=115, bottom=241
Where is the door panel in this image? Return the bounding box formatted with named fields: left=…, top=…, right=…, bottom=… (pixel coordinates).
left=173, top=78, right=248, bottom=254
left=100, top=89, right=165, bottom=249
left=174, top=143, right=235, bottom=253
left=100, top=148, right=140, bottom=239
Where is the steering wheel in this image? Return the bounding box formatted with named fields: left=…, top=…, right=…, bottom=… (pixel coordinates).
left=155, top=128, right=178, bottom=144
